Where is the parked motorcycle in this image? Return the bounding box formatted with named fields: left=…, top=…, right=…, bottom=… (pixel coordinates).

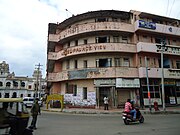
left=122, top=107, right=144, bottom=125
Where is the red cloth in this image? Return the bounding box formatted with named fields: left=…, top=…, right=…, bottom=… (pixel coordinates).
left=124, top=102, right=132, bottom=112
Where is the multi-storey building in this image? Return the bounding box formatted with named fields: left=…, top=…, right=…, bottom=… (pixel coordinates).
left=0, top=61, right=46, bottom=98
left=47, top=10, right=180, bottom=108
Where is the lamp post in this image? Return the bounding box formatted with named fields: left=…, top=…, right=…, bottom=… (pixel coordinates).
left=145, top=56, right=151, bottom=112
left=160, top=41, right=166, bottom=112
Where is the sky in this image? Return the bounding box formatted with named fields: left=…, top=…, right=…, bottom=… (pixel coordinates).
left=0, top=0, right=180, bottom=78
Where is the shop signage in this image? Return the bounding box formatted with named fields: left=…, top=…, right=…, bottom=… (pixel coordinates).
left=62, top=44, right=106, bottom=56
left=139, top=20, right=156, bottom=30
left=156, top=45, right=180, bottom=55
left=116, top=78, right=140, bottom=88
left=94, top=79, right=115, bottom=86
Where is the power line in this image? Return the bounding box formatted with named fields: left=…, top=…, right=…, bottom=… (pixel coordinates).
left=168, top=0, right=176, bottom=17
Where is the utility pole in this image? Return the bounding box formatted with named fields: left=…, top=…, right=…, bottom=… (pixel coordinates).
left=160, top=40, right=166, bottom=112
left=145, top=56, right=151, bottom=112
left=35, top=63, right=43, bottom=99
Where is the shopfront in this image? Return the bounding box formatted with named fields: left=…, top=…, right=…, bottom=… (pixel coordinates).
left=116, top=78, right=140, bottom=107
left=94, top=79, right=115, bottom=108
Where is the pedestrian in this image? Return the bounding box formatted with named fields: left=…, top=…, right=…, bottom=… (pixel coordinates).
left=29, top=98, right=41, bottom=130
left=103, top=96, right=109, bottom=110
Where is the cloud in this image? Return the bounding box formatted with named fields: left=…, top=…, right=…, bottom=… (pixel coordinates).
left=0, top=0, right=60, bottom=77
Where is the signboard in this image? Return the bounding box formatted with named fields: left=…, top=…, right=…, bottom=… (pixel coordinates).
left=169, top=97, right=176, bottom=104
left=46, top=94, right=64, bottom=111
left=94, top=79, right=115, bottom=86
left=116, top=78, right=140, bottom=88
left=139, top=20, right=156, bottom=30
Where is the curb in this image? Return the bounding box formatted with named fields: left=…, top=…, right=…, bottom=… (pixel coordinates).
left=42, top=109, right=180, bottom=115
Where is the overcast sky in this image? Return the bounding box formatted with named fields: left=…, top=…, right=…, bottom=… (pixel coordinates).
left=0, top=0, right=180, bottom=78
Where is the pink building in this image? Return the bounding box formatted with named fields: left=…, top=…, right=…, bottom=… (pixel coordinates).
left=47, top=10, right=180, bottom=108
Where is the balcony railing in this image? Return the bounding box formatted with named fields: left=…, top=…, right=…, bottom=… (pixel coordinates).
left=139, top=67, right=180, bottom=79
left=58, top=22, right=134, bottom=41
left=135, top=20, right=180, bottom=36
left=48, top=43, right=136, bottom=60
left=47, top=67, right=138, bottom=82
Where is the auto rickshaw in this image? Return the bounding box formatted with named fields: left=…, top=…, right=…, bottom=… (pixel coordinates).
left=0, top=98, right=33, bottom=135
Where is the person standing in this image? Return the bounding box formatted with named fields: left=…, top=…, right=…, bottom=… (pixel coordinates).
left=30, top=98, right=41, bottom=130
left=103, top=96, right=109, bottom=110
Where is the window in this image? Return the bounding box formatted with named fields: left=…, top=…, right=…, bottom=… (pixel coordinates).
left=66, top=60, right=70, bottom=69
left=143, top=35, right=148, bottom=42
left=73, top=85, right=77, bottom=96
left=114, top=58, right=120, bottom=67
left=75, top=40, right=78, bottom=46
left=123, top=58, right=130, bottom=67
left=83, top=60, right=87, bottom=68
left=0, top=81, right=3, bottom=87
left=139, top=57, right=142, bottom=65
left=21, top=82, right=25, bottom=87
left=66, top=83, right=73, bottom=94
left=122, top=36, right=128, bottom=43
left=97, top=58, right=112, bottom=67
left=96, top=36, right=110, bottom=43
left=74, top=60, right=78, bottom=69
left=176, top=61, right=180, bottom=69
left=155, top=38, right=162, bottom=44
left=112, top=17, right=118, bottom=22
left=172, top=40, right=177, bottom=45
left=84, top=39, right=88, bottom=44
left=95, top=18, right=108, bottom=22
left=113, top=36, right=119, bottom=43
left=28, top=85, right=32, bottom=89
left=67, top=42, right=70, bottom=48
left=13, top=81, right=18, bottom=87
left=6, top=82, right=11, bottom=87
left=83, top=87, right=87, bottom=99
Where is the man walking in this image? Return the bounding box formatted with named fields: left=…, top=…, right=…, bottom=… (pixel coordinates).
left=30, top=98, right=41, bottom=130
left=103, top=96, right=109, bottom=110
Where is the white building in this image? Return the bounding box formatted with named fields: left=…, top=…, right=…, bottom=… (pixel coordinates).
left=0, top=61, right=46, bottom=98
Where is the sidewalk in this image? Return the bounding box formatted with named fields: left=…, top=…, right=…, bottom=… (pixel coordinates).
left=42, top=106, right=180, bottom=114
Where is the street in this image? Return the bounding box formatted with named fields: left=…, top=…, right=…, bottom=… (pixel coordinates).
left=32, top=111, right=180, bottom=135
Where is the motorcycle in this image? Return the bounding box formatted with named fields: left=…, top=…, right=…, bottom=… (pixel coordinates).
left=122, top=107, right=144, bottom=125
left=0, top=98, right=33, bottom=135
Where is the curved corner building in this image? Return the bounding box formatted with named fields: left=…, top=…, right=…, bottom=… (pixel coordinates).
left=47, top=10, right=180, bottom=108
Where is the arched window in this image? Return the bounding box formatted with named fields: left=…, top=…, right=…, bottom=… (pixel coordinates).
left=21, top=82, right=25, bottom=87
left=13, top=81, right=18, bottom=87
left=0, top=81, right=3, bottom=87
left=6, top=82, right=11, bottom=87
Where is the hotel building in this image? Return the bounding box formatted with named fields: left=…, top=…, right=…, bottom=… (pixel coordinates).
left=47, top=10, right=180, bottom=108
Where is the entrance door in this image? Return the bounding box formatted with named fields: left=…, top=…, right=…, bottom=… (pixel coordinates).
left=165, top=86, right=176, bottom=104
left=99, top=87, right=110, bottom=106
left=117, top=90, right=130, bottom=106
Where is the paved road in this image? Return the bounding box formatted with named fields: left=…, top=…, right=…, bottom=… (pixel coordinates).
left=32, top=111, right=180, bottom=135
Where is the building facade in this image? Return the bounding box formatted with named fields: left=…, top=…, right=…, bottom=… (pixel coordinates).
left=47, top=10, right=180, bottom=108
left=0, top=61, right=46, bottom=98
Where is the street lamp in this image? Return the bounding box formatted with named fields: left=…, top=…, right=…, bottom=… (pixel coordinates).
left=145, top=56, right=151, bottom=112
left=160, top=39, right=166, bottom=112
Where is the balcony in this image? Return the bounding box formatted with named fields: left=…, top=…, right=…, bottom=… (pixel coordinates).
left=137, top=42, right=180, bottom=56
left=47, top=43, right=136, bottom=60
left=58, top=22, right=134, bottom=41
left=139, top=67, right=180, bottom=79
left=135, top=20, right=180, bottom=36
left=47, top=67, right=138, bottom=82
